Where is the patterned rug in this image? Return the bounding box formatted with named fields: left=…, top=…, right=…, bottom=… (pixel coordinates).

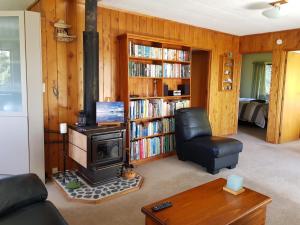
left=53, top=171, right=143, bottom=203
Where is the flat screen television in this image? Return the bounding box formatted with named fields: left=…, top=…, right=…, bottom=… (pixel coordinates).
left=96, top=101, right=125, bottom=123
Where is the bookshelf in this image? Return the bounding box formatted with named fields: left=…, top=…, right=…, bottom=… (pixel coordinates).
left=118, top=33, right=192, bottom=165
left=219, top=53, right=234, bottom=91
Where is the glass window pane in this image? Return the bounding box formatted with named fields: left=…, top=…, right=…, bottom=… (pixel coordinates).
left=0, top=16, right=22, bottom=113
left=265, top=64, right=272, bottom=98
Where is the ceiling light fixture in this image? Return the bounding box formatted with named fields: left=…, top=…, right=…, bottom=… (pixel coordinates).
left=262, top=0, right=288, bottom=19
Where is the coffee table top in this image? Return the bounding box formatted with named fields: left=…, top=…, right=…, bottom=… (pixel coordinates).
left=142, top=178, right=271, bottom=225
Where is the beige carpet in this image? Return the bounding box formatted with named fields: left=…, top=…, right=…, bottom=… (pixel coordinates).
left=47, top=127, right=300, bottom=225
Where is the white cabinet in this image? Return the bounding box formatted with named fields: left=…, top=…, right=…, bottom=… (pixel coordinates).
left=0, top=11, right=44, bottom=182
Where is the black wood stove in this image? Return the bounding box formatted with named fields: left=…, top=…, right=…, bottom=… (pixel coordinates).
left=68, top=125, right=126, bottom=186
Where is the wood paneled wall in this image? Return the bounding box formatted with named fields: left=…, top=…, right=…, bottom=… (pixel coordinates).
left=31, top=0, right=240, bottom=174
left=240, top=29, right=300, bottom=143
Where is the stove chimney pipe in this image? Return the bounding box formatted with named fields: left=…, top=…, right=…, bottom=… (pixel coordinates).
left=83, top=0, right=99, bottom=125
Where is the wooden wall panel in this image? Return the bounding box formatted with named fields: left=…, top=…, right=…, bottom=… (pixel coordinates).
left=32, top=0, right=241, bottom=174
left=240, top=29, right=300, bottom=143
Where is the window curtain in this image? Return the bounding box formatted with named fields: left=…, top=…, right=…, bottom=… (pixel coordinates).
left=251, top=62, right=266, bottom=99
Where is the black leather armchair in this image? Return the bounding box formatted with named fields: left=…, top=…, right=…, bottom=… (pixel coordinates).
left=0, top=174, right=68, bottom=225
left=175, top=108, right=243, bottom=174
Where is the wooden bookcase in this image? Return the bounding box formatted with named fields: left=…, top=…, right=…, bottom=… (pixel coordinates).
left=219, top=53, right=234, bottom=91
left=118, top=33, right=192, bottom=165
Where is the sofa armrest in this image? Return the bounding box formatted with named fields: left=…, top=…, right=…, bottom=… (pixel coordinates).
left=0, top=173, right=48, bottom=216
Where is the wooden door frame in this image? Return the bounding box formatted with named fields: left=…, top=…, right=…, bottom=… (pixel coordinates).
left=190, top=48, right=212, bottom=114
left=239, top=51, right=274, bottom=142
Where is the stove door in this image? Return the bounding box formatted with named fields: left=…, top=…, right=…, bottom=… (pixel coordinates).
left=91, top=137, right=123, bottom=166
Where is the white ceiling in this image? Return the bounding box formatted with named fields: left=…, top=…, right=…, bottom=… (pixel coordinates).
left=100, top=0, right=300, bottom=36
left=0, top=0, right=36, bottom=10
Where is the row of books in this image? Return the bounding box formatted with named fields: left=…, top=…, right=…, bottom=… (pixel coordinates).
left=130, top=120, right=162, bottom=140
left=129, top=99, right=190, bottom=119
left=129, top=61, right=162, bottom=78
left=163, top=49, right=190, bottom=62
left=164, top=63, right=190, bottom=78
left=130, top=137, right=161, bottom=160
left=128, top=42, right=190, bottom=62
left=162, top=134, right=176, bottom=154
left=130, top=135, right=176, bottom=161
left=130, top=118, right=175, bottom=140
left=129, top=42, right=162, bottom=59
left=162, top=118, right=175, bottom=133
left=162, top=100, right=190, bottom=116
left=130, top=99, right=162, bottom=119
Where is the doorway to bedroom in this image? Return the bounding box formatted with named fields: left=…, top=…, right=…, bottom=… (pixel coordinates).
left=238, top=52, right=272, bottom=141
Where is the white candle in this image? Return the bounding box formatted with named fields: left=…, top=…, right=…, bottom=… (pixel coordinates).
left=60, top=123, right=67, bottom=134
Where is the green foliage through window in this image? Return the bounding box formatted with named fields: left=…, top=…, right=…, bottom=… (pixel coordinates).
left=0, top=50, right=11, bottom=87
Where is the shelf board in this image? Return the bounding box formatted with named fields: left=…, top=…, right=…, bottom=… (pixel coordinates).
left=130, top=96, right=164, bottom=100
left=163, top=77, right=190, bottom=80
left=129, top=76, right=162, bottom=79
left=128, top=57, right=190, bottom=65
left=130, top=115, right=174, bottom=122
left=129, top=56, right=162, bottom=62
left=130, top=132, right=175, bottom=141
left=163, top=95, right=191, bottom=99
left=163, top=59, right=191, bottom=64
left=130, top=95, right=190, bottom=100
left=130, top=151, right=176, bottom=165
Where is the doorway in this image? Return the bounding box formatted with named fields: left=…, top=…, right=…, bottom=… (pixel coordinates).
left=279, top=51, right=300, bottom=143
left=191, top=50, right=210, bottom=110
left=238, top=52, right=273, bottom=141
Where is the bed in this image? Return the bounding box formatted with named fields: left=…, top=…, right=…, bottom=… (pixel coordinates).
left=238, top=98, right=269, bottom=128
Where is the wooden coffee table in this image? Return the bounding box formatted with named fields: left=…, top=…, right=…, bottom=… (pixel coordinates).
left=142, top=178, right=271, bottom=225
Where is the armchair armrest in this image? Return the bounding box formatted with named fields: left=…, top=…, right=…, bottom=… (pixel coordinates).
left=0, top=174, right=47, bottom=216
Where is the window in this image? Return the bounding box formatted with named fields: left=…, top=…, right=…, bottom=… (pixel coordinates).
left=265, top=64, right=272, bottom=100
left=0, top=49, right=11, bottom=88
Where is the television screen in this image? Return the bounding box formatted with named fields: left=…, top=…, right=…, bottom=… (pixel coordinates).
left=96, top=102, right=125, bottom=123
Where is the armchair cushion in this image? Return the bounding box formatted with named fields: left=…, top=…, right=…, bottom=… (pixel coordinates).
left=0, top=174, right=48, bottom=217
left=187, top=136, right=243, bottom=158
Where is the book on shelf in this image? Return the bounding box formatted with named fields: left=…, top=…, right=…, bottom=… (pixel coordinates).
left=162, top=100, right=190, bottom=116
left=162, top=118, right=175, bottom=133
left=130, top=134, right=176, bottom=161
left=163, top=48, right=190, bottom=61
left=129, top=99, right=190, bottom=120
left=163, top=63, right=190, bottom=78
left=130, top=120, right=162, bottom=140
left=129, top=61, right=162, bottom=78
left=130, top=137, right=161, bottom=160
left=130, top=118, right=175, bottom=140
left=162, top=134, right=176, bottom=154
left=129, top=41, right=162, bottom=59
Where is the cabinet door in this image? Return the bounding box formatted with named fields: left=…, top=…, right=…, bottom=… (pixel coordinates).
left=0, top=116, right=29, bottom=174
left=0, top=12, right=27, bottom=116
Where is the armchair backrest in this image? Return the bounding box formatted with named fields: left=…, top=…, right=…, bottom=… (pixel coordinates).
left=0, top=174, right=48, bottom=217
left=175, top=107, right=212, bottom=142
